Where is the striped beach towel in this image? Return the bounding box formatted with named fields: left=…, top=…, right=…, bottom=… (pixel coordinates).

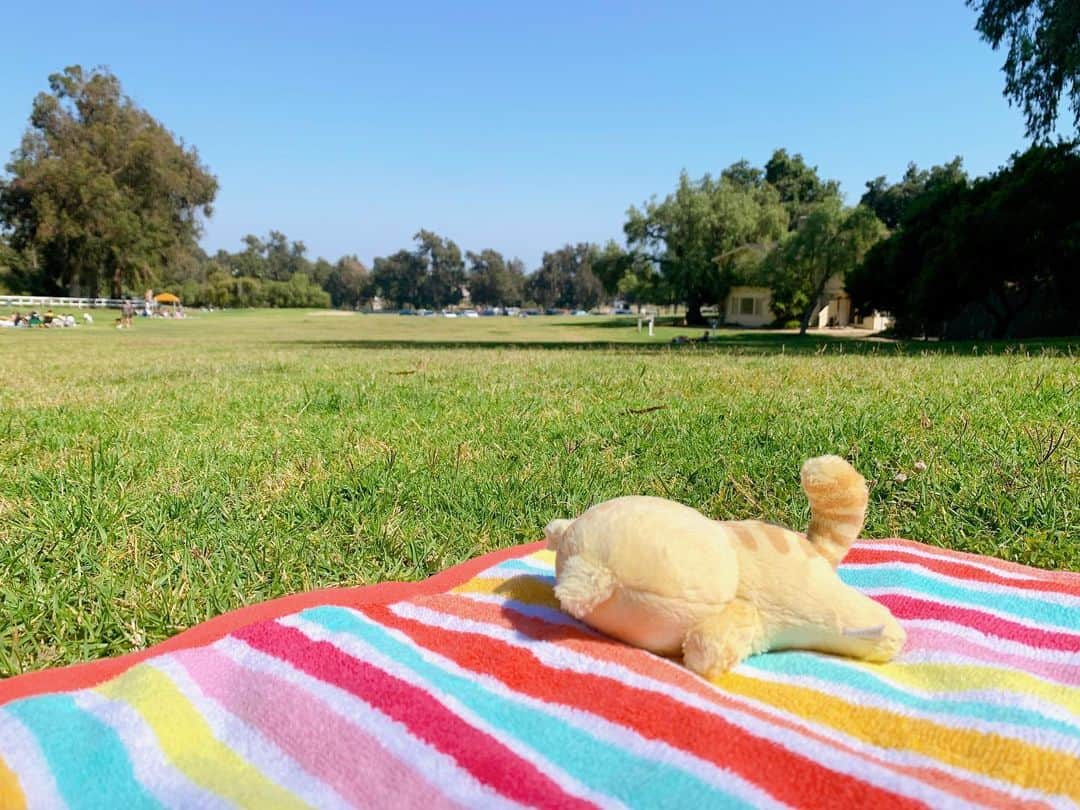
left=1, top=538, right=1077, bottom=809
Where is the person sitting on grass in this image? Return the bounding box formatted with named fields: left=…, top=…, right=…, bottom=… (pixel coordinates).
left=28, top=311, right=42, bottom=327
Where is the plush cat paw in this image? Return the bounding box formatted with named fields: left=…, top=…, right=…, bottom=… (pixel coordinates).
left=682, top=600, right=763, bottom=679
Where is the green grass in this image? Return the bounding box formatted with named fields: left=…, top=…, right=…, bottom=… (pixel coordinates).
left=1, top=309, right=1077, bottom=676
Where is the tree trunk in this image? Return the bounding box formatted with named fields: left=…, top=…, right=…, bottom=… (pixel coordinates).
left=684, top=294, right=705, bottom=326
left=798, top=274, right=831, bottom=336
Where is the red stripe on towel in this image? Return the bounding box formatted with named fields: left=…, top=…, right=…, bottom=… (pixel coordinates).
left=363, top=603, right=923, bottom=810
left=878, top=595, right=1080, bottom=650
left=846, top=547, right=1080, bottom=598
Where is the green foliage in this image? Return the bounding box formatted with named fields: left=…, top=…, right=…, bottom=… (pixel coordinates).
left=0, top=66, right=217, bottom=297
left=625, top=167, right=788, bottom=324
left=848, top=141, right=1080, bottom=338
left=323, top=256, right=371, bottom=309
left=221, top=231, right=311, bottom=281
left=528, top=243, right=604, bottom=310
left=414, top=229, right=466, bottom=308
left=0, top=310, right=1076, bottom=674
left=372, top=248, right=426, bottom=309
left=764, top=148, right=841, bottom=226
left=465, top=249, right=526, bottom=307
left=371, top=230, right=467, bottom=310
left=760, top=200, right=887, bottom=334
left=969, top=0, right=1080, bottom=139
left=860, top=158, right=967, bottom=230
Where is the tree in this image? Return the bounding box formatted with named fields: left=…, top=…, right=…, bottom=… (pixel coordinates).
left=324, top=256, right=370, bottom=308
left=590, top=240, right=632, bottom=295
left=591, top=240, right=664, bottom=309
left=764, top=148, right=840, bottom=226
left=465, top=248, right=525, bottom=307
left=528, top=243, right=603, bottom=310
left=721, top=159, right=766, bottom=190
left=847, top=141, right=1080, bottom=338
left=625, top=169, right=788, bottom=324
left=414, top=229, right=466, bottom=308
left=372, top=249, right=427, bottom=309
left=860, top=158, right=967, bottom=230
left=221, top=231, right=312, bottom=281
left=0, top=66, right=217, bottom=296
left=968, top=0, right=1080, bottom=139
left=761, top=199, right=887, bottom=334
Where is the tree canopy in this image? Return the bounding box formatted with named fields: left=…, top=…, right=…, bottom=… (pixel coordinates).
left=847, top=141, right=1080, bottom=338
left=860, top=158, right=967, bottom=230
left=0, top=66, right=218, bottom=297
left=968, top=0, right=1080, bottom=140
left=760, top=199, right=886, bottom=334
left=465, top=249, right=526, bottom=307
left=528, top=244, right=604, bottom=310
left=624, top=166, right=788, bottom=324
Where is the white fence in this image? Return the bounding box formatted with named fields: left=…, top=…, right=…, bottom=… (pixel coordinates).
left=0, top=295, right=141, bottom=309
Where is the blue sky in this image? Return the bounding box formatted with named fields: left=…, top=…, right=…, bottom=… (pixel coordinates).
left=1, top=1, right=1035, bottom=269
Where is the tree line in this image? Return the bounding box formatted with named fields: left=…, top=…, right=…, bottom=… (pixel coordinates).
left=3, top=1, right=1078, bottom=337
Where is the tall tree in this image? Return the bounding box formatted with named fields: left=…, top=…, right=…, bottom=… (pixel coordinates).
left=860, top=158, right=967, bottom=230
left=0, top=66, right=217, bottom=296
left=528, top=243, right=603, bottom=309
left=372, top=249, right=427, bottom=309
left=761, top=199, right=887, bottom=334
left=849, top=141, right=1080, bottom=338
left=465, top=248, right=525, bottom=307
left=764, top=148, right=840, bottom=226
left=968, top=0, right=1080, bottom=139
left=324, top=255, right=371, bottom=308
left=414, top=229, right=466, bottom=308
left=592, top=240, right=664, bottom=308
left=625, top=170, right=787, bottom=324
left=222, top=231, right=312, bottom=281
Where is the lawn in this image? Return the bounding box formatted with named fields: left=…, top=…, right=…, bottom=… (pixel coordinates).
left=0, top=309, right=1077, bottom=676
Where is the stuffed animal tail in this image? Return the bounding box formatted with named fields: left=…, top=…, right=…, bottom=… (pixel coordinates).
left=801, top=455, right=869, bottom=568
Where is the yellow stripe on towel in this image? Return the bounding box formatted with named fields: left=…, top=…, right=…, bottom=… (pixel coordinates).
left=862, top=662, right=1080, bottom=719
left=455, top=575, right=560, bottom=608
left=719, top=672, right=1080, bottom=802
left=97, top=663, right=308, bottom=809
left=0, top=755, right=27, bottom=810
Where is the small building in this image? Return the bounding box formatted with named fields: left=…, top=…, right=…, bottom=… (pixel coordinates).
left=723, top=275, right=893, bottom=331
left=725, top=286, right=773, bottom=327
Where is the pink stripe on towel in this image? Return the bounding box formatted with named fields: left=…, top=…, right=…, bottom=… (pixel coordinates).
left=173, top=644, right=463, bottom=809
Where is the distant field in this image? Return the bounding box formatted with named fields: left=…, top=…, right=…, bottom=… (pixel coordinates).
left=1, top=309, right=1077, bottom=676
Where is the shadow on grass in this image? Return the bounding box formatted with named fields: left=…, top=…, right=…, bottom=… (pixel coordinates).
left=277, top=333, right=1080, bottom=356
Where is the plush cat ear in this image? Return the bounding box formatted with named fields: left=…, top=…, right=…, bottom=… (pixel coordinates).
left=544, top=518, right=573, bottom=549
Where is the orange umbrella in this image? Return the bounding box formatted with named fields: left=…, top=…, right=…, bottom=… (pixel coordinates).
left=153, top=293, right=181, bottom=304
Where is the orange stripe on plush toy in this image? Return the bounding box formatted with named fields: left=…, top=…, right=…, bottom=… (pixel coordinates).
left=718, top=672, right=1079, bottom=802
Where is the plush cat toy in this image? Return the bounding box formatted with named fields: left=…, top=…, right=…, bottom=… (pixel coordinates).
left=544, top=455, right=905, bottom=679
